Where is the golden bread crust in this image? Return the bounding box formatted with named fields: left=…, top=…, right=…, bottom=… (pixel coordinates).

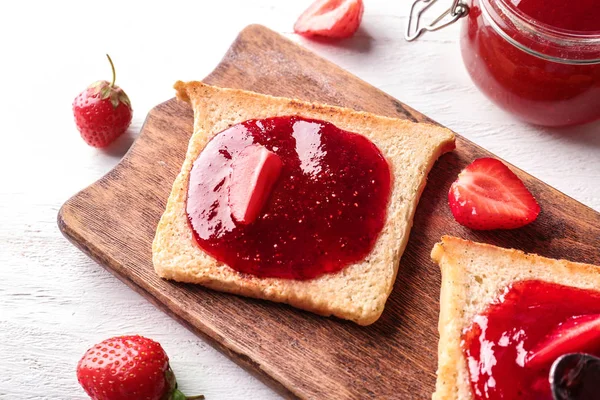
left=153, top=81, right=455, bottom=325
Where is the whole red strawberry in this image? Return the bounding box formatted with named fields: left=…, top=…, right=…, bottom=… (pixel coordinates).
left=77, top=335, right=203, bottom=400
left=73, top=55, right=132, bottom=148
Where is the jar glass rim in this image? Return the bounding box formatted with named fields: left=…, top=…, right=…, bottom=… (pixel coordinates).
left=482, top=0, right=600, bottom=64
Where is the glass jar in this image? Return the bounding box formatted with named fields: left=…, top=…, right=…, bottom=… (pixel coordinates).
left=407, top=0, right=600, bottom=127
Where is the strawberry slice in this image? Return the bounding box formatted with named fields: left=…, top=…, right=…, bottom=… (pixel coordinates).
left=229, top=144, right=283, bottom=225
left=527, top=314, right=600, bottom=369
left=294, top=0, right=364, bottom=39
left=448, top=158, right=540, bottom=230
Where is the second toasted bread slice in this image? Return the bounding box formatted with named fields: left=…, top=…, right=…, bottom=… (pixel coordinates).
left=431, top=236, right=600, bottom=399
left=153, top=82, right=455, bottom=325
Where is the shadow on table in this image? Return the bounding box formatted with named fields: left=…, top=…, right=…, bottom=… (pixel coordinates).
left=101, top=128, right=138, bottom=159
left=296, top=26, right=375, bottom=54
left=539, top=119, right=600, bottom=149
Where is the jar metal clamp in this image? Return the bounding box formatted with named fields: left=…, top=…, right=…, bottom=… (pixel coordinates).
left=405, top=0, right=469, bottom=41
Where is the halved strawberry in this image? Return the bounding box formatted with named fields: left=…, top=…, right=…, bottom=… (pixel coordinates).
left=448, top=158, right=540, bottom=230
left=294, top=0, right=364, bottom=39
left=229, top=144, right=283, bottom=225
left=527, top=314, right=600, bottom=369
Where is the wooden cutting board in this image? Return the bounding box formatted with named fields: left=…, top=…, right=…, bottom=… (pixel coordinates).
left=58, top=25, right=600, bottom=399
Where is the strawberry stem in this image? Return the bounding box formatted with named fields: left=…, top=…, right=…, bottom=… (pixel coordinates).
left=165, top=367, right=204, bottom=400
left=106, top=54, right=116, bottom=87
left=171, top=389, right=205, bottom=400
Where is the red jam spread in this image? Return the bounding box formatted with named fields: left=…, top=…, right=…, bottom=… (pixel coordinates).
left=462, top=280, right=600, bottom=399
left=514, top=0, right=599, bottom=33
left=461, top=0, right=600, bottom=127
left=186, top=116, right=391, bottom=280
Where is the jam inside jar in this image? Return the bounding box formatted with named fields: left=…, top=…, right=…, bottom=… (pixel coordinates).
left=460, top=0, right=600, bottom=127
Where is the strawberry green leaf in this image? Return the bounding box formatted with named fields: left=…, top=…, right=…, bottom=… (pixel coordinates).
left=109, top=92, right=120, bottom=108
left=100, top=85, right=112, bottom=100
left=164, top=367, right=204, bottom=400
left=119, top=91, right=131, bottom=107
left=172, top=389, right=205, bottom=400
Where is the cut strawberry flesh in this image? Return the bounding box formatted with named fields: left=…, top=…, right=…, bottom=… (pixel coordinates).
left=527, top=314, right=600, bottom=368
left=448, top=157, right=540, bottom=230
left=294, top=0, right=364, bottom=39
left=228, top=144, right=283, bottom=225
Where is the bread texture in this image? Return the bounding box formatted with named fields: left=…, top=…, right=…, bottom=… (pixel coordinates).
left=152, top=81, right=455, bottom=325
left=431, top=236, right=600, bottom=399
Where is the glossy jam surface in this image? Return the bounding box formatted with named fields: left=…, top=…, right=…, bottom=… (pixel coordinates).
left=512, top=0, right=600, bottom=32
left=460, top=0, right=600, bottom=127
left=462, top=280, right=600, bottom=399
left=186, top=116, right=391, bottom=280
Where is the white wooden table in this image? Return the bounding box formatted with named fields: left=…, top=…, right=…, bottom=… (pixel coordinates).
left=2, top=1, right=599, bottom=398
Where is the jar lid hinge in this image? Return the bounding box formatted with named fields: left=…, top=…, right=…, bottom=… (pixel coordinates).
left=405, top=0, right=469, bottom=41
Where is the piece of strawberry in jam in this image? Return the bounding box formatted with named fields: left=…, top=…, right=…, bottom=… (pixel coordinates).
left=528, top=314, right=600, bottom=369
left=229, top=144, right=283, bottom=225
left=186, top=116, right=391, bottom=280
left=462, top=280, right=600, bottom=399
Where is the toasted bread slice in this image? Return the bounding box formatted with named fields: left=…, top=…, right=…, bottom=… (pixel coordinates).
left=152, top=81, right=455, bottom=325
left=431, top=236, right=600, bottom=399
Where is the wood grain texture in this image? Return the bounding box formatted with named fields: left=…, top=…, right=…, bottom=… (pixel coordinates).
left=57, top=25, right=600, bottom=399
